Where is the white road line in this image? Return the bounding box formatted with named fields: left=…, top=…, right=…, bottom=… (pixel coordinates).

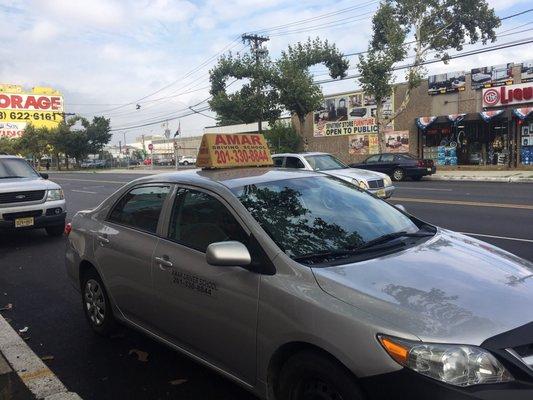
left=70, top=189, right=97, bottom=194
left=461, top=232, right=533, bottom=243
left=397, top=187, right=453, bottom=191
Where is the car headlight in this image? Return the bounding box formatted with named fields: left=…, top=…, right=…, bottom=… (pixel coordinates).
left=352, top=178, right=368, bottom=189
left=383, top=175, right=392, bottom=187
left=378, top=335, right=513, bottom=387
left=46, top=189, right=64, bottom=201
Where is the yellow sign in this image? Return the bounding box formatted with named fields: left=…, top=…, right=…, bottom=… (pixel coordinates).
left=0, top=84, right=64, bottom=137
left=197, top=133, right=273, bottom=169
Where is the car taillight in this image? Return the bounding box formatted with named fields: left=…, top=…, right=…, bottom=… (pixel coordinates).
left=64, top=223, right=72, bottom=236
left=417, top=160, right=424, bottom=167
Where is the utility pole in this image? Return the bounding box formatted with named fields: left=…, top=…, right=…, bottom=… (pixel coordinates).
left=242, top=33, right=269, bottom=134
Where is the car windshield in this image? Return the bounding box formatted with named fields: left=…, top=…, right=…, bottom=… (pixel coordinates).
left=0, top=158, right=39, bottom=179
left=232, top=176, right=421, bottom=261
left=304, top=154, right=347, bottom=171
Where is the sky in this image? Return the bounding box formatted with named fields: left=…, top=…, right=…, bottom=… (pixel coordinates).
left=0, top=0, right=532, bottom=145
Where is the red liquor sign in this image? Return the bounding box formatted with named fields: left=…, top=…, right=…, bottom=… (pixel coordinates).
left=482, top=83, right=533, bottom=108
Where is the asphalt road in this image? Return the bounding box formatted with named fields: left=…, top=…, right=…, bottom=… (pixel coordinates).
left=1, top=172, right=532, bottom=400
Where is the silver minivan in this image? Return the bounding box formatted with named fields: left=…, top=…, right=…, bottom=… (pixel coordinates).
left=65, top=168, right=533, bottom=399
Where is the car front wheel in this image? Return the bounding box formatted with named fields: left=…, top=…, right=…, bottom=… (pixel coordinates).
left=81, top=269, right=116, bottom=336
left=277, top=351, right=364, bottom=400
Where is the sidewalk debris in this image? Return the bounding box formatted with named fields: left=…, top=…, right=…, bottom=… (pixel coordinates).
left=18, top=326, right=29, bottom=334
left=169, top=378, right=188, bottom=386
left=41, top=355, right=54, bottom=362
left=128, top=349, right=149, bottom=362
left=0, top=303, right=13, bottom=311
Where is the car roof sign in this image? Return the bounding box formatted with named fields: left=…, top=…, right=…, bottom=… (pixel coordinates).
left=196, top=133, right=273, bottom=169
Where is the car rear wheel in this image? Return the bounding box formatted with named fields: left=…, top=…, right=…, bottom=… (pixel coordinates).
left=277, top=351, right=365, bottom=400
left=392, top=168, right=405, bottom=181
left=45, top=224, right=64, bottom=237
left=81, top=269, right=117, bottom=336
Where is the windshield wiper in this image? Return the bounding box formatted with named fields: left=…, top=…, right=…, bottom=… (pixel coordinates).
left=356, top=229, right=434, bottom=250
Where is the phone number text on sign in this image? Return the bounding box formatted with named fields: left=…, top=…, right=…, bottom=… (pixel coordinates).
left=214, top=148, right=270, bottom=165
left=0, top=111, right=63, bottom=122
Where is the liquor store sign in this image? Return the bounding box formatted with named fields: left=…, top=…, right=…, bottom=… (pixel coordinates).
left=196, top=133, right=273, bottom=168
left=483, top=83, right=533, bottom=108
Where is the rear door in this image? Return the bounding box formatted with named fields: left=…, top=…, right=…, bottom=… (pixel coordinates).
left=359, top=154, right=381, bottom=171
left=152, top=186, right=259, bottom=384
left=284, top=156, right=306, bottom=169
left=377, top=154, right=395, bottom=174
left=93, top=184, right=172, bottom=328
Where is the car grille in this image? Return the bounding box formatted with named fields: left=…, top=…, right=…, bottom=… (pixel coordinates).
left=2, top=210, right=43, bottom=221
left=507, top=344, right=533, bottom=371
left=0, top=190, right=46, bottom=204
left=367, top=179, right=384, bottom=189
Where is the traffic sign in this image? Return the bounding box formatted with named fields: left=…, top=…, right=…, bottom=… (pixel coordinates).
left=148, top=143, right=153, bottom=151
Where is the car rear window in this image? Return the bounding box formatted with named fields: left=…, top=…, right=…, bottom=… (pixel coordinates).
left=108, top=185, right=170, bottom=233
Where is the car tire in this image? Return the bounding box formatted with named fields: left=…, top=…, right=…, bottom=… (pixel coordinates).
left=45, top=224, right=64, bottom=237
left=183, top=161, right=189, bottom=165
left=411, top=175, right=423, bottom=181
left=392, top=168, right=405, bottom=181
left=277, top=350, right=365, bottom=400
left=81, top=269, right=117, bottom=336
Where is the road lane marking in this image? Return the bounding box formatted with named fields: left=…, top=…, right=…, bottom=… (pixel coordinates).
left=71, top=189, right=97, bottom=194
left=394, top=197, right=533, bottom=210
left=460, top=232, right=533, bottom=243
left=396, top=187, right=453, bottom=191
left=52, top=177, right=128, bottom=184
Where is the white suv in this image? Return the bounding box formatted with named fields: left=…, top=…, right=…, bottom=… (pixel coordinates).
left=0, top=155, right=66, bottom=236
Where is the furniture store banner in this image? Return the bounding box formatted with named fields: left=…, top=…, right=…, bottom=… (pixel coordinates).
left=313, top=91, right=393, bottom=137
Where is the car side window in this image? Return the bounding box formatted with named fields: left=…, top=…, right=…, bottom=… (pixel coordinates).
left=168, top=189, right=248, bottom=253
left=285, top=157, right=305, bottom=169
left=273, top=157, right=284, bottom=167
left=365, top=155, right=381, bottom=164
left=380, top=154, right=394, bottom=163
left=108, top=185, right=170, bottom=233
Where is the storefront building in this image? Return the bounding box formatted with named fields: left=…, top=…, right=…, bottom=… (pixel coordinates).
left=300, top=60, right=533, bottom=168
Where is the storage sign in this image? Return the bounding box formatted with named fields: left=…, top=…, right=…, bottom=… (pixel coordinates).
left=196, top=133, right=273, bottom=169
left=0, top=87, right=64, bottom=136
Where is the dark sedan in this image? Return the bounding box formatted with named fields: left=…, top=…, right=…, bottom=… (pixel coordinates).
left=350, top=153, right=436, bottom=181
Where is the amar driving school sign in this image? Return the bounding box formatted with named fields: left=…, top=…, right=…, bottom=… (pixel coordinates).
left=196, top=133, right=273, bottom=169
left=482, top=82, right=533, bottom=108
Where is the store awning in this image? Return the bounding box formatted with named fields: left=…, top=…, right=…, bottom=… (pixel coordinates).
left=479, top=110, right=505, bottom=122
left=513, top=107, right=533, bottom=120
left=415, top=116, right=437, bottom=130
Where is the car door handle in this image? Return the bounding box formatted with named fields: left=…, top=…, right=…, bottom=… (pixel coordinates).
left=154, top=256, right=173, bottom=269
left=96, top=235, right=110, bottom=245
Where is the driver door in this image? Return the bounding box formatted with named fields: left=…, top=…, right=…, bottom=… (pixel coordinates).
left=152, top=187, right=259, bottom=384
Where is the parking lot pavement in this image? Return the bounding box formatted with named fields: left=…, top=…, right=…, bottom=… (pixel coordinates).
left=0, top=173, right=532, bottom=400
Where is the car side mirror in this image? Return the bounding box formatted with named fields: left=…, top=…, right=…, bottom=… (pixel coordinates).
left=206, top=241, right=251, bottom=267
left=395, top=204, right=407, bottom=213
left=40, top=173, right=49, bottom=179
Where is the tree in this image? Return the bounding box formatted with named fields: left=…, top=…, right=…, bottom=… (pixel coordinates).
left=264, top=121, right=302, bottom=153
left=209, top=38, right=349, bottom=133
left=209, top=53, right=281, bottom=127
left=358, top=0, right=500, bottom=152
left=0, top=137, right=19, bottom=155
left=15, top=124, right=51, bottom=166
left=275, top=38, right=349, bottom=135
left=83, top=116, right=112, bottom=155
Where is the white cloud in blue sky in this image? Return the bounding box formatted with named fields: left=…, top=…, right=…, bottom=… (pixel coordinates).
left=0, top=0, right=531, bottom=143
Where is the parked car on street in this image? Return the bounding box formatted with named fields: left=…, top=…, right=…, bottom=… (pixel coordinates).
left=272, top=152, right=395, bottom=198
left=350, top=153, right=436, bottom=181
left=179, top=155, right=197, bottom=165
left=80, top=160, right=95, bottom=168
left=66, top=166, right=533, bottom=400
left=0, top=155, right=66, bottom=236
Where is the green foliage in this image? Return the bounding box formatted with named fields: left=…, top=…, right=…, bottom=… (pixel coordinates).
left=15, top=124, right=51, bottom=160
left=264, top=121, right=302, bottom=153
left=131, top=148, right=144, bottom=160
left=358, top=0, right=500, bottom=151
left=0, top=137, right=19, bottom=155
left=209, top=38, right=349, bottom=130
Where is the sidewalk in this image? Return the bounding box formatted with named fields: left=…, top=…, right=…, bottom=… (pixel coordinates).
left=0, top=314, right=82, bottom=400
left=426, top=169, right=533, bottom=183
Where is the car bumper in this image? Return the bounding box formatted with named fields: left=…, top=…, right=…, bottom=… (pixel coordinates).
left=407, top=166, right=436, bottom=177
left=369, top=185, right=395, bottom=199
left=0, top=200, right=66, bottom=230
left=360, top=368, right=533, bottom=400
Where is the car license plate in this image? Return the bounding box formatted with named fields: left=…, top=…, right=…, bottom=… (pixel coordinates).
left=15, top=217, right=34, bottom=228
left=377, top=189, right=386, bottom=198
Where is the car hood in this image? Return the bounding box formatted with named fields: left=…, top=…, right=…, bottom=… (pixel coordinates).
left=312, top=229, right=533, bottom=345
left=321, top=168, right=388, bottom=182
left=0, top=177, right=61, bottom=192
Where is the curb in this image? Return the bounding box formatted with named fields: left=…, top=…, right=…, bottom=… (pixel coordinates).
left=0, top=314, right=82, bottom=400
left=426, top=175, right=533, bottom=183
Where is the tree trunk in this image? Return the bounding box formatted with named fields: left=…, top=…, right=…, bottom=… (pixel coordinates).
left=375, top=100, right=386, bottom=154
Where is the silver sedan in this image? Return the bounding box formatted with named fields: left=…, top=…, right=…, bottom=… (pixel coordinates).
left=65, top=168, right=533, bottom=400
